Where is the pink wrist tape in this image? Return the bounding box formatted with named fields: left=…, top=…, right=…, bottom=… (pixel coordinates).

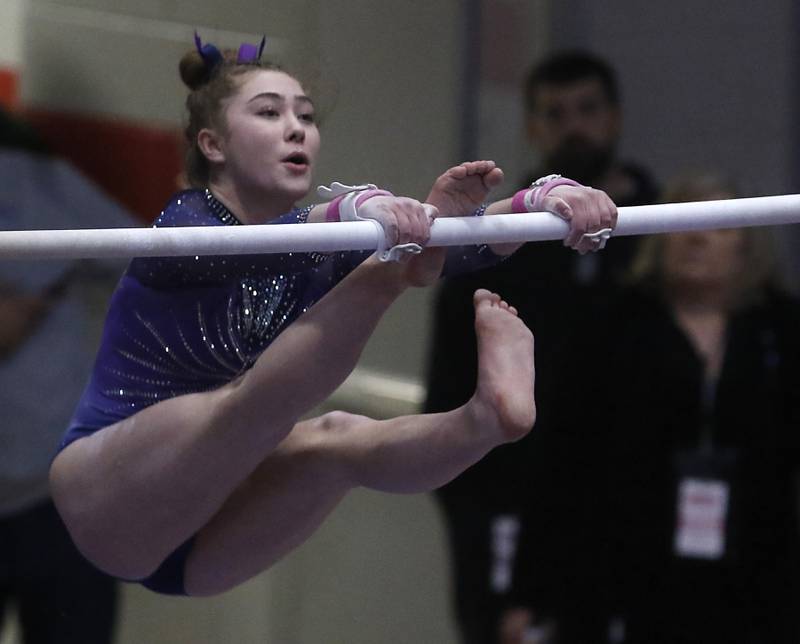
left=511, top=177, right=582, bottom=213
left=325, top=189, right=394, bottom=222
left=511, top=189, right=530, bottom=214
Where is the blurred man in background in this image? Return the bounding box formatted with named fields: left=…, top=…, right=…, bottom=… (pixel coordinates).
left=426, top=50, right=658, bottom=644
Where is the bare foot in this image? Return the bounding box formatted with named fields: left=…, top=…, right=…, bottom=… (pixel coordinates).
left=425, top=160, right=504, bottom=216
left=468, top=289, right=535, bottom=443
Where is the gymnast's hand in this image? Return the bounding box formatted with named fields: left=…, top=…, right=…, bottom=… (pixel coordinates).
left=542, top=185, right=618, bottom=255
left=357, top=195, right=438, bottom=251
left=425, top=160, right=505, bottom=217
left=359, top=195, right=452, bottom=287
left=485, top=182, right=618, bottom=256
left=378, top=159, right=505, bottom=283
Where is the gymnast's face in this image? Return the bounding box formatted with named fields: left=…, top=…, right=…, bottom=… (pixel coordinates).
left=662, top=227, right=745, bottom=292
left=213, top=69, right=320, bottom=211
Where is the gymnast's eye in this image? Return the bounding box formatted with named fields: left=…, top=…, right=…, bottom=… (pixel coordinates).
left=299, top=112, right=315, bottom=124
left=258, top=107, right=280, bottom=118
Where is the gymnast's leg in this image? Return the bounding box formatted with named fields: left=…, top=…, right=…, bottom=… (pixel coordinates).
left=50, top=253, right=435, bottom=581
left=183, top=288, right=535, bottom=596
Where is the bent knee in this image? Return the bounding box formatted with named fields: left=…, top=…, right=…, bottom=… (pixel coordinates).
left=287, top=411, right=375, bottom=485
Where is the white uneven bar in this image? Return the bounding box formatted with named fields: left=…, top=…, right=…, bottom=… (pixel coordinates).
left=0, top=195, right=798, bottom=260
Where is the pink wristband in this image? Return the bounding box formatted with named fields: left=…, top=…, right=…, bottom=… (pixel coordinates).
left=355, top=189, right=393, bottom=208
left=325, top=189, right=393, bottom=222
left=511, top=189, right=530, bottom=214
left=531, top=178, right=582, bottom=211
left=325, top=195, right=346, bottom=222
left=511, top=177, right=582, bottom=213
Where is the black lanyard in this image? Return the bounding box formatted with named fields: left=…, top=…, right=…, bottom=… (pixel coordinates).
left=697, top=369, right=719, bottom=452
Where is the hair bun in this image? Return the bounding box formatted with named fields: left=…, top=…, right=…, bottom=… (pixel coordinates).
left=179, top=50, right=209, bottom=91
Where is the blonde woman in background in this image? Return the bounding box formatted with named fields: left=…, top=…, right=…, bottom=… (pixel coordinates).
left=501, top=172, right=800, bottom=644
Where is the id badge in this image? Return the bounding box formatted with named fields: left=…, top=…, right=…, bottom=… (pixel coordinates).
left=672, top=448, right=739, bottom=561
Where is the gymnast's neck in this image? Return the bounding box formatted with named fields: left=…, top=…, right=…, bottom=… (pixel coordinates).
left=206, top=177, right=298, bottom=225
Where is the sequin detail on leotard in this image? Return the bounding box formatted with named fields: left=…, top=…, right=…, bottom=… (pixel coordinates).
left=63, top=190, right=325, bottom=433
left=98, top=272, right=300, bottom=414
left=60, top=190, right=503, bottom=449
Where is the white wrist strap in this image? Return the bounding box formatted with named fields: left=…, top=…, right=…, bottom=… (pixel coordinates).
left=317, top=181, right=378, bottom=203
left=580, top=227, right=613, bottom=250
left=317, top=181, right=423, bottom=262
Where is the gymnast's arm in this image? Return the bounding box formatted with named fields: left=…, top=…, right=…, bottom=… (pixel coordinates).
left=130, top=191, right=439, bottom=286
left=482, top=184, right=618, bottom=256
left=420, top=161, right=617, bottom=276
left=440, top=184, right=618, bottom=276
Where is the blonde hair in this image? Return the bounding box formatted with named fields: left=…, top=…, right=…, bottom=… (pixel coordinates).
left=629, top=172, right=782, bottom=307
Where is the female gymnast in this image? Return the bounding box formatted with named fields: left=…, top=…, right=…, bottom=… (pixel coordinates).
left=49, top=36, right=617, bottom=596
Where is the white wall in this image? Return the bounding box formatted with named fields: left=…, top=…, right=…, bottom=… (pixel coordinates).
left=0, top=0, right=26, bottom=67
left=475, top=0, right=551, bottom=185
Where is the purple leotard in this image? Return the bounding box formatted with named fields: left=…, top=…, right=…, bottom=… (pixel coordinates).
left=56, top=188, right=501, bottom=594
left=61, top=189, right=500, bottom=450
left=61, top=189, right=354, bottom=449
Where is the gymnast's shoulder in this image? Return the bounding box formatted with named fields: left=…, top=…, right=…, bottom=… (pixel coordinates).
left=151, top=189, right=224, bottom=229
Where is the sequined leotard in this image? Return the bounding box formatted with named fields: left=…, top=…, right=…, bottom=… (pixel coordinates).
left=60, top=189, right=500, bottom=451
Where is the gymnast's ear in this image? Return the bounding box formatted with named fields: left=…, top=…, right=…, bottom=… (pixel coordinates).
left=197, top=127, right=226, bottom=164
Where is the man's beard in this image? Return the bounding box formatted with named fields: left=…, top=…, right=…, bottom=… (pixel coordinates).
left=544, top=136, right=616, bottom=185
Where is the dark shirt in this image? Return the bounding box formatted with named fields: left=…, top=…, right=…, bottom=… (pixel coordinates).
left=513, top=286, right=800, bottom=643
left=426, top=161, right=659, bottom=499
left=425, top=161, right=657, bottom=643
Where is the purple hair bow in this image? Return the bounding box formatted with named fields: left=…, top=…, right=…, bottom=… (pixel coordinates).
left=194, top=32, right=266, bottom=72
left=237, top=36, right=266, bottom=64
left=194, top=32, right=223, bottom=71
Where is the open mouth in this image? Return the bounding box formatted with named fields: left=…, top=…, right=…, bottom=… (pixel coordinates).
left=283, top=152, right=309, bottom=166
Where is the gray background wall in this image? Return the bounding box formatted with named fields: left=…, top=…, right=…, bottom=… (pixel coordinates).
left=544, top=0, right=800, bottom=281
left=548, top=0, right=797, bottom=195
